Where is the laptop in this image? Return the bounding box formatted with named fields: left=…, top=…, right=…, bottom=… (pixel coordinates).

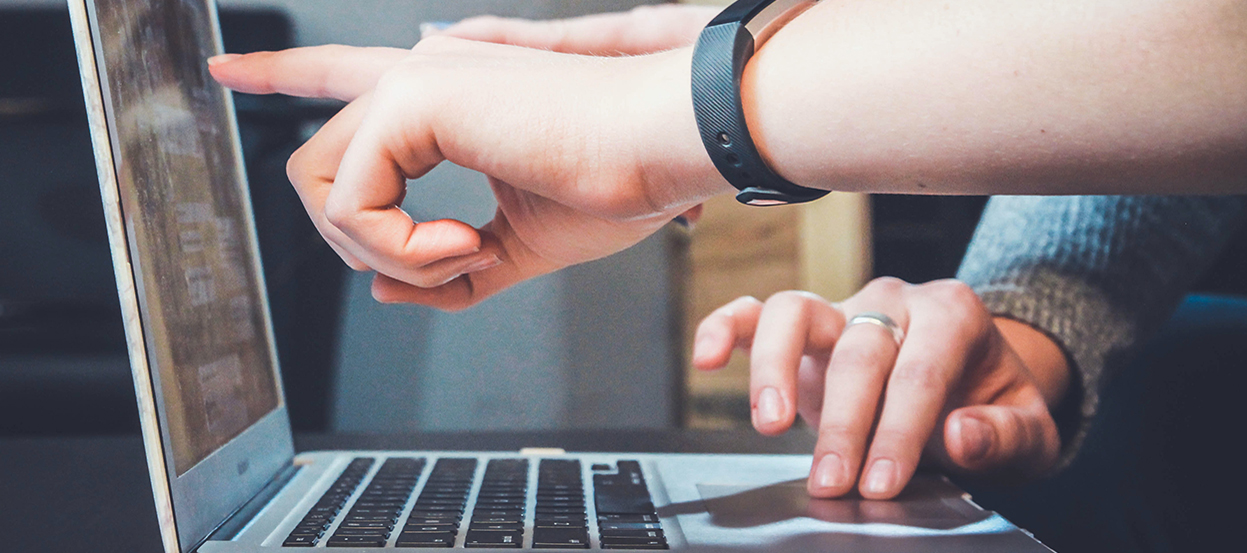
left=67, top=1, right=1053, bottom=552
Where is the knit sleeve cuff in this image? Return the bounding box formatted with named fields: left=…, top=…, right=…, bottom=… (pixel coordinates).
left=970, top=270, right=1137, bottom=472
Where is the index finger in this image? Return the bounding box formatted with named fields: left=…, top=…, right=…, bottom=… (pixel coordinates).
left=858, top=284, right=988, bottom=499
left=208, top=45, right=409, bottom=101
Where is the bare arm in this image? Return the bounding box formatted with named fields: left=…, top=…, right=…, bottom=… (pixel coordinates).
left=738, top=0, right=1247, bottom=194
left=210, top=1, right=1246, bottom=309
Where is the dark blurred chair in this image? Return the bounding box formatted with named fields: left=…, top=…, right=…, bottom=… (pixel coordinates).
left=0, top=7, right=345, bottom=435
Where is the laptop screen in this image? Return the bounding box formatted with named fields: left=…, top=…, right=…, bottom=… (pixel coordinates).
left=91, top=0, right=279, bottom=476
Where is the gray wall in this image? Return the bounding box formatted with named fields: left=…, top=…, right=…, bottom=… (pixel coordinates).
left=331, top=162, right=687, bottom=433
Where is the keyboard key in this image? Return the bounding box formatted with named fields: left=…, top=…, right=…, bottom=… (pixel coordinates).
left=597, top=513, right=657, bottom=523
left=600, top=529, right=665, bottom=539
left=535, top=506, right=583, bottom=515
left=471, top=516, right=524, bottom=525
left=464, top=529, right=523, bottom=548
left=538, top=500, right=585, bottom=509
left=468, top=522, right=523, bottom=531
left=409, top=504, right=463, bottom=512
left=600, top=536, right=669, bottom=550
left=415, top=498, right=468, bottom=507
left=339, top=520, right=392, bottom=529
left=282, top=534, right=318, bottom=547
left=599, top=521, right=663, bottom=532
left=294, top=520, right=330, bottom=531
left=535, top=514, right=586, bottom=522
left=395, top=532, right=456, bottom=548
left=332, top=528, right=390, bottom=537
left=533, top=527, right=591, bottom=549
left=537, top=520, right=587, bottom=529
left=286, top=528, right=323, bottom=538
left=344, top=514, right=398, bottom=522
left=594, top=492, right=654, bottom=515
left=405, top=524, right=459, bottom=534
left=325, top=535, right=388, bottom=547
left=407, top=512, right=462, bottom=521
left=475, top=500, right=525, bottom=509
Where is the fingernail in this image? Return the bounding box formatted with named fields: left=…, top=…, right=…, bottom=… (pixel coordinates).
left=207, top=53, right=241, bottom=66
left=419, top=21, right=454, bottom=39
left=462, top=254, right=502, bottom=274
left=755, top=387, right=783, bottom=426
left=959, top=416, right=993, bottom=462
left=813, top=453, right=847, bottom=491
left=863, top=459, right=896, bottom=495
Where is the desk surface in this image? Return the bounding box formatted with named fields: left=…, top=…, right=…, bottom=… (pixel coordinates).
left=0, top=430, right=815, bottom=553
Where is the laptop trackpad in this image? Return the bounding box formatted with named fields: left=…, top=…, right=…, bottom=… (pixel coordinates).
left=694, top=478, right=990, bottom=531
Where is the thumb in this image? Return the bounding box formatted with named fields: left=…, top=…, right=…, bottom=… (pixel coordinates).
left=944, top=402, right=1060, bottom=476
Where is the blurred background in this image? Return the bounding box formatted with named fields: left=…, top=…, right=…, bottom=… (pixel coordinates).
left=2, top=0, right=1244, bottom=439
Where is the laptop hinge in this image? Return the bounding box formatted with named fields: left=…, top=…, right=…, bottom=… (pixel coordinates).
left=198, top=461, right=301, bottom=548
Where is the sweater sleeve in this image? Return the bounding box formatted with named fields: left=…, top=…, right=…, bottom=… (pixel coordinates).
left=955, top=195, right=1246, bottom=468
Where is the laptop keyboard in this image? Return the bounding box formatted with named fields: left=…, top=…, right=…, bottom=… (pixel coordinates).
left=398, top=458, right=478, bottom=546
left=282, top=457, right=667, bottom=549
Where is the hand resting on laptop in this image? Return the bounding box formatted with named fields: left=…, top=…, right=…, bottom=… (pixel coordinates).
left=692, top=278, right=1072, bottom=500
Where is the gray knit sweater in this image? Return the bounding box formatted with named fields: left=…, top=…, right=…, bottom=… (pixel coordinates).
left=956, top=196, right=1246, bottom=466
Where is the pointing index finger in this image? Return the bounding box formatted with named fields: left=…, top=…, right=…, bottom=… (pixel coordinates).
left=208, top=45, right=409, bottom=101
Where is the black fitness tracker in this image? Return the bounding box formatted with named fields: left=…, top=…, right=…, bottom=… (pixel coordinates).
left=691, top=0, right=828, bottom=206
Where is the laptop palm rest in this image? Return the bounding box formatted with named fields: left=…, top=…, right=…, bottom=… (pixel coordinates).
left=649, top=454, right=1051, bottom=552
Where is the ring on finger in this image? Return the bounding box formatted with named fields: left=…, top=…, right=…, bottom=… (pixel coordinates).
left=845, top=311, right=905, bottom=348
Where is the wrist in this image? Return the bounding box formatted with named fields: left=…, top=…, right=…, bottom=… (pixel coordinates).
left=994, top=317, right=1071, bottom=409
left=629, top=47, right=735, bottom=211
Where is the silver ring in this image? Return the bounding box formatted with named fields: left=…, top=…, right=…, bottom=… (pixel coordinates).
left=846, top=311, right=905, bottom=347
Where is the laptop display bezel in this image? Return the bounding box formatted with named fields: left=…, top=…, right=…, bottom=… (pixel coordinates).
left=68, top=1, right=295, bottom=551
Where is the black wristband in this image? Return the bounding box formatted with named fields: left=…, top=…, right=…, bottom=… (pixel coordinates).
left=691, top=0, right=828, bottom=206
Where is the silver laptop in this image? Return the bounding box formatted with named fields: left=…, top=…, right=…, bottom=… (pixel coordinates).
left=67, top=1, right=1053, bottom=552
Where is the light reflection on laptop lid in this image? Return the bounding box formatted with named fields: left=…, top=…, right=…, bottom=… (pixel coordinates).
left=69, top=0, right=295, bottom=551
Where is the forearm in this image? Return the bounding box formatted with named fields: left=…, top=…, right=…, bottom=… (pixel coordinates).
left=741, top=0, right=1247, bottom=194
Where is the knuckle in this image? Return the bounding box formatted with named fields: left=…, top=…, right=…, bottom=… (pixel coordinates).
left=925, top=280, right=991, bottom=335
left=765, top=290, right=824, bottom=313
left=889, top=362, right=948, bottom=394
left=370, top=282, right=398, bottom=304
left=734, top=295, right=762, bottom=307
left=717, top=295, right=760, bottom=317
left=814, top=423, right=857, bottom=449
left=828, top=346, right=889, bottom=375
left=863, top=276, right=908, bottom=296
left=411, top=33, right=460, bottom=54
left=314, top=44, right=350, bottom=60
left=459, top=14, right=501, bottom=27
left=372, top=67, right=409, bottom=96
left=436, top=289, right=481, bottom=313
left=285, top=146, right=310, bottom=184
left=927, top=279, right=983, bottom=310
left=543, top=21, right=574, bottom=52
left=322, top=200, right=356, bottom=231
left=869, top=428, right=925, bottom=454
